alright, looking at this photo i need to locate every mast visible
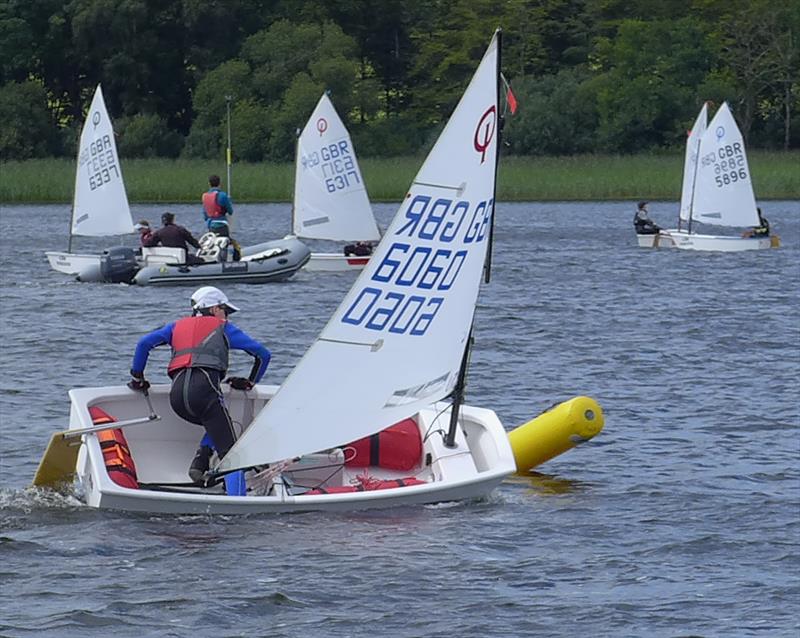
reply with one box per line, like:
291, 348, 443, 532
483, 29, 502, 285
445, 29, 502, 448
225, 95, 232, 197
685, 103, 709, 234
444, 327, 474, 447
687, 112, 705, 235
291, 126, 301, 235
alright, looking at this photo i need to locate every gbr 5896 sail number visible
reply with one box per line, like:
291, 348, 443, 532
342, 194, 492, 336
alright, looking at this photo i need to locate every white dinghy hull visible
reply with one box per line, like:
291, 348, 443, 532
69, 385, 516, 515
304, 252, 371, 271
668, 230, 775, 252
639, 229, 776, 252
45, 251, 104, 275
635, 232, 675, 248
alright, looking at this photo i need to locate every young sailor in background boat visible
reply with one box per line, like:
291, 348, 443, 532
145, 212, 204, 265
203, 174, 241, 260
134, 219, 153, 246
127, 286, 271, 494
343, 241, 374, 257
741, 207, 770, 238
633, 201, 660, 234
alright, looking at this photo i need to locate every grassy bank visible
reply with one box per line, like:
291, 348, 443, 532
1, 151, 797, 203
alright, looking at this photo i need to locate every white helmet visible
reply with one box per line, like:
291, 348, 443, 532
190, 286, 239, 314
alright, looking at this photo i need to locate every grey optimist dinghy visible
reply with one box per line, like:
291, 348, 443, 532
33, 30, 605, 514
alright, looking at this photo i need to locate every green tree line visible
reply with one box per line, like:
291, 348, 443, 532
1, 0, 797, 162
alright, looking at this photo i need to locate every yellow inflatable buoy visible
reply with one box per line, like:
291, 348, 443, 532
507, 396, 604, 474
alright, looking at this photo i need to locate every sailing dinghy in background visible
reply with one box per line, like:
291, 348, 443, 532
289, 92, 381, 271
639, 102, 779, 252
637, 103, 708, 249
45, 84, 135, 274
33, 30, 604, 514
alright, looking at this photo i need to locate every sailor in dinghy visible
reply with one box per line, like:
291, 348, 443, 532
127, 286, 270, 495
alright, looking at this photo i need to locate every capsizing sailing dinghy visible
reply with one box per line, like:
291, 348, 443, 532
638, 102, 780, 252
45, 84, 135, 274
33, 30, 605, 514
288, 92, 381, 271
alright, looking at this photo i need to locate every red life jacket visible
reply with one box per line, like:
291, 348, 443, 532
202, 190, 225, 218
168, 316, 229, 376
89, 406, 139, 489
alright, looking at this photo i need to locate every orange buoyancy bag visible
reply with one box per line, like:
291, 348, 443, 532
344, 418, 422, 471
89, 406, 139, 489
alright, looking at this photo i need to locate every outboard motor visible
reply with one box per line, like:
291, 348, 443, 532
98, 246, 139, 283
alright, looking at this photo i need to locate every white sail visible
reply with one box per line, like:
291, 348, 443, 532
220, 31, 501, 471
679, 103, 708, 223
690, 102, 759, 228
292, 93, 380, 242
71, 85, 133, 236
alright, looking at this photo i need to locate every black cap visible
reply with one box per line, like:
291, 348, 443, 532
162, 212, 175, 224
638, 201, 648, 209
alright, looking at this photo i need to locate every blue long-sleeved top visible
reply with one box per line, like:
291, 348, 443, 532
131, 320, 270, 382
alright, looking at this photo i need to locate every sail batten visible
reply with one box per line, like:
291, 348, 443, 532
219, 32, 502, 472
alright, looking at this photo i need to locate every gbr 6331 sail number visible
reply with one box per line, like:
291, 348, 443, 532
342, 194, 492, 336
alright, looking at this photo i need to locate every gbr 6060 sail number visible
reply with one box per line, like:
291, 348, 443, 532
341, 195, 492, 336
701, 143, 747, 188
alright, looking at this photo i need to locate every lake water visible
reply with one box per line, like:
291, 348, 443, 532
1, 200, 798, 638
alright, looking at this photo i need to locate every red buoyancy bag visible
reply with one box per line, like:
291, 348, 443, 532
306, 477, 426, 495
344, 418, 422, 471
89, 406, 139, 489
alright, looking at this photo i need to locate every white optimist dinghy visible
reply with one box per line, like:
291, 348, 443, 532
45, 84, 135, 274
33, 31, 605, 514
638, 102, 780, 252
289, 92, 381, 271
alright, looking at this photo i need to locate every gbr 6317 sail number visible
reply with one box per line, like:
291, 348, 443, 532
341, 195, 492, 336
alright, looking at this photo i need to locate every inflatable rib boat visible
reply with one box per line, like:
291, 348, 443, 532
77, 235, 311, 286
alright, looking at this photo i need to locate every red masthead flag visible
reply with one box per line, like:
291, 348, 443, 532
501, 73, 518, 115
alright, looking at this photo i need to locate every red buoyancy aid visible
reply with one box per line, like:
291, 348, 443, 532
89, 406, 139, 489
202, 190, 225, 218
344, 418, 422, 471
168, 316, 229, 376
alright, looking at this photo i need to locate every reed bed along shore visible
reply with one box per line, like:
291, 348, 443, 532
1, 151, 797, 204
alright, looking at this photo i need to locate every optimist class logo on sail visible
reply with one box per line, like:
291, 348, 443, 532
342, 110, 495, 337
